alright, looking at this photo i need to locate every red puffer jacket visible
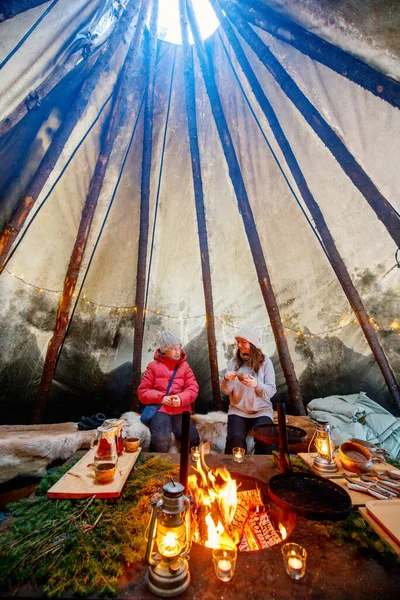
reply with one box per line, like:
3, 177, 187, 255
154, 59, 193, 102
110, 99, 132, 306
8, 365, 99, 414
137, 349, 199, 415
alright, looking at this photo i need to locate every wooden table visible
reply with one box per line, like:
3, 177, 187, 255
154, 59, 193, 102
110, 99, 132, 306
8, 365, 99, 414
119, 454, 400, 600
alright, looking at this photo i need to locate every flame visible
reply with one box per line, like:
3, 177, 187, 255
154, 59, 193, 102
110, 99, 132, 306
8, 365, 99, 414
279, 523, 287, 540
188, 447, 239, 550
158, 532, 179, 557
315, 437, 334, 458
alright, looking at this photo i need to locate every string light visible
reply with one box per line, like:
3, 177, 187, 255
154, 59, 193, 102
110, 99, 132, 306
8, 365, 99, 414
3, 267, 399, 337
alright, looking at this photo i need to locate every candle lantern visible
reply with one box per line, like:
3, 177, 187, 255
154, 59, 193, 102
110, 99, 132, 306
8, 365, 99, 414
311, 420, 338, 474
145, 481, 191, 597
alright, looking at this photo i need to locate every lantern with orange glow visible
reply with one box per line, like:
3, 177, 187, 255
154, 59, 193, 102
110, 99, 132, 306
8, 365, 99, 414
310, 420, 338, 474
145, 481, 191, 597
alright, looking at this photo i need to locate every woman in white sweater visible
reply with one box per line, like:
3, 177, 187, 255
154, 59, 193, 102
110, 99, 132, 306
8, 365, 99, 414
221, 324, 277, 454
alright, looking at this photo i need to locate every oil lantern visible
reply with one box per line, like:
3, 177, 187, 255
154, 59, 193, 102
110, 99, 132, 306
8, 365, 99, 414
311, 420, 338, 474
145, 480, 191, 597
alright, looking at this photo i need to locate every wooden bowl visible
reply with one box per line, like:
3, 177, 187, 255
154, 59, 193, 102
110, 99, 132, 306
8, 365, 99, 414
95, 462, 116, 484
124, 437, 140, 452
339, 441, 372, 473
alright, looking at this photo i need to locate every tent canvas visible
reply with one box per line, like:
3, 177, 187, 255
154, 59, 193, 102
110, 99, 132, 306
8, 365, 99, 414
0, 0, 399, 424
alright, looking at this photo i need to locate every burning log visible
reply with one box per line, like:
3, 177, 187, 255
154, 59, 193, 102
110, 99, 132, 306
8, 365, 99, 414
231, 489, 263, 535
189, 451, 290, 552
239, 508, 282, 552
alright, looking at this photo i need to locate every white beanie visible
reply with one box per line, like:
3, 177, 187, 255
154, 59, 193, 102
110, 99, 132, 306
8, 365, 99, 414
235, 324, 261, 350
159, 331, 182, 353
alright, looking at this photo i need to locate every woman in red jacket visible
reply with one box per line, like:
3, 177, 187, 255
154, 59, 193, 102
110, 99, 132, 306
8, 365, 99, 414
138, 331, 200, 452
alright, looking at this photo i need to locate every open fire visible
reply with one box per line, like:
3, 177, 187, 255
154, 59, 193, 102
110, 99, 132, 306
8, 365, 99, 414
188, 449, 293, 552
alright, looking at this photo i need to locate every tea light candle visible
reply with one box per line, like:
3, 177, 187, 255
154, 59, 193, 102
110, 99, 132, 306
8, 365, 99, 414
281, 543, 307, 580
191, 446, 200, 462
213, 547, 237, 582
288, 556, 303, 570
218, 559, 232, 573
232, 447, 245, 463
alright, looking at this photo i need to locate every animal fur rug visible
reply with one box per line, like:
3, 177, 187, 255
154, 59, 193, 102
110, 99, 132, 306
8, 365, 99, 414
121, 411, 233, 454
1, 413, 313, 483
121, 411, 314, 454
0, 423, 95, 483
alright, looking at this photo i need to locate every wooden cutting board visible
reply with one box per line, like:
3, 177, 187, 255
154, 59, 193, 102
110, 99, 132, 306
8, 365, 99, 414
299, 452, 390, 479
366, 499, 400, 545
359, 507, 400, 557
333, 478, 376, 506
299, 452, 342, 477
47, 447, 141, 499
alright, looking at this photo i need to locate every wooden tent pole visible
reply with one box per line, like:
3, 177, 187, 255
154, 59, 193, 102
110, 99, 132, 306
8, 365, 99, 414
32, 2, 150, 424
0, 0, 143, 274
186, 0, 304, 416
228, 0, 400, 111
179, 0, 222, 411
213, 1, 400, 411
221, 1, 400, 249
131, 0, 159, 411
0, 52, 97, 139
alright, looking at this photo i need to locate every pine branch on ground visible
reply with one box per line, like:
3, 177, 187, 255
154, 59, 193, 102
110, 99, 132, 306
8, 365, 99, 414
0, 454, 179, 597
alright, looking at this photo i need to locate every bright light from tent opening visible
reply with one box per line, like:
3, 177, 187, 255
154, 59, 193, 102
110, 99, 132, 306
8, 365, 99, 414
157, 0, 219, 45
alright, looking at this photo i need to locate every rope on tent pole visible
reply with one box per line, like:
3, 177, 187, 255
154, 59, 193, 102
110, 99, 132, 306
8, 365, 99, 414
180, 0, 222, 411
230, 0, 400, 111
186, 0, 305, 416
0, 0, 60, 71
2, 91, 114, 272
216, 28, 328, 260
221, 1, 400, 249
132, 0, 159, 411
214, 0, 400, 412
32, 0, 150, 424
0, 0, 141, 275
0, 47, 97, 139
144, 45, 177, 312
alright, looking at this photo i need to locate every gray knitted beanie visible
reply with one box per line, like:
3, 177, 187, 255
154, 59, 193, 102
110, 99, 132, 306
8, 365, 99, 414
159, 331, 182, 353
235, 324, 261, 350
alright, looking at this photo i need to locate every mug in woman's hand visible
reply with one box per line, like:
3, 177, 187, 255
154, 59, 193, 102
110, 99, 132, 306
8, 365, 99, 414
237, 372, 249, 382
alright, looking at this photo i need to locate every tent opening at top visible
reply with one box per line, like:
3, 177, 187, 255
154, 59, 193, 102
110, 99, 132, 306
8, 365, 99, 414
157, 0, 220, 44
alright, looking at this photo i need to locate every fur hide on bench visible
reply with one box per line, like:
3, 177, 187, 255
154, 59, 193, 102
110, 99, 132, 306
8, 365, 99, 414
0, 423, 96, 484
0, 413, 314, 483
121, 411, 314, 455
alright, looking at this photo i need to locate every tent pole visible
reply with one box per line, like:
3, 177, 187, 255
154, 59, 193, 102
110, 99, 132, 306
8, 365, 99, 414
228, 0, 400, 111
213, 1, 400, 411
221, 1, 400, 249
32, 2, 150, 424
131, 0, 159, 411
179, 0, 222, 411
0, 0, 144, 274
0, 51, 97, 139
187, 0, 304, 416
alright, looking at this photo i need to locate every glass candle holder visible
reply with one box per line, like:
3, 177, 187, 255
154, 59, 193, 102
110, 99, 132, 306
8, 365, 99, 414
212, 547, 237, 582
232, 447, 245, 463
281, 543, 307, 580
191, 446, 200, 462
